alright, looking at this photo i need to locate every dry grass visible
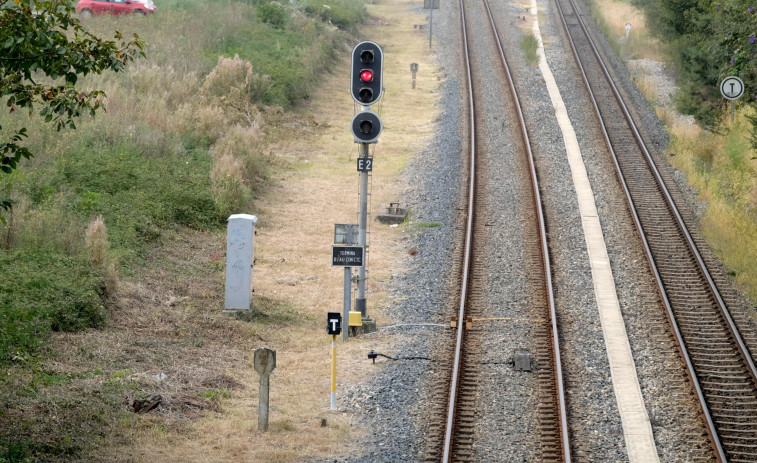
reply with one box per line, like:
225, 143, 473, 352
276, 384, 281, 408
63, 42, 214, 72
668, 120, 757, 302
592, 0, 664, 61
85, 215, 110, 268
37, 0, 442, 461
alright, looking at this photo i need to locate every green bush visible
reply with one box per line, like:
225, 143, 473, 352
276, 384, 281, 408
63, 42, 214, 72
0, 251, 105, 364
0, 0, 363, 367
53, 137, 220, 252
304, 0, 366, 30
257, 1, 288, 28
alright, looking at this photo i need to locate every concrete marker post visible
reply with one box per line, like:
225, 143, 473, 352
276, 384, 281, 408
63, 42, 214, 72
254, 348, 276, 431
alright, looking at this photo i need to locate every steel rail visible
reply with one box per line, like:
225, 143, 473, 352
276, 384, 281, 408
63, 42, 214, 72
441, 0, 477, 459
441, 0, 571, 459
481, 0, 571, 460
552, 1, 723, 458
553, 0, 757, 459
562, 0, 757, 390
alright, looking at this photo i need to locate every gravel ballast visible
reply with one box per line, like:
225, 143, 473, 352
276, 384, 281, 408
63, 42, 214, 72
313, 0, 753, 461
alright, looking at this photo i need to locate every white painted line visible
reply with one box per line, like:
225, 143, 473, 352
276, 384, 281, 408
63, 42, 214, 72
529, 2, 660, 461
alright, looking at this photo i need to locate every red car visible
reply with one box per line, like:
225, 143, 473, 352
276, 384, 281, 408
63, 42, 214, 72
76, 0, 157, 16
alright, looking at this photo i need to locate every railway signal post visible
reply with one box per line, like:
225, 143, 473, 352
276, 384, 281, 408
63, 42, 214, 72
350, 41, 383, 329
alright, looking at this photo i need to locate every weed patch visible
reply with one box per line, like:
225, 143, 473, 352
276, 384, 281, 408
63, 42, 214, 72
521, 33, 540, 66
0, 251, 105, 364
53, 141, 220, 253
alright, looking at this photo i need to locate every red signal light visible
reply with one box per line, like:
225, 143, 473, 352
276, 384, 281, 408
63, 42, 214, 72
360, 70, 374, 82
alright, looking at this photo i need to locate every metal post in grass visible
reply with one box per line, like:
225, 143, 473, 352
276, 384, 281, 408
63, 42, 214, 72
356, 141, 369, 318
254, 348, 276, 431
343, 267, 351, 341
429, 0, 433, 49
326, 313, 342, 410
333, 224, 358, 340
331, 334, 337, 409
720, 76, 744, 124
332, 245, 364, 333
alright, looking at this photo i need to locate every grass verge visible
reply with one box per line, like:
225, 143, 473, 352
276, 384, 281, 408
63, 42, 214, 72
0, 0, 442, 460
668, 120, 757, 302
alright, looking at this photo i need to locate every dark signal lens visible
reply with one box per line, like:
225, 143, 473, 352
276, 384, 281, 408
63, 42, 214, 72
359, 88, 373, 102
359, 120, 373, 134
360, 50, 374, 64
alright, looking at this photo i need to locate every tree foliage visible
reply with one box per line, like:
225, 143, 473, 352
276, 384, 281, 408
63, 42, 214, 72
0, 0, 144, 211
712, 2, 757, 100
638, 0, 757, 127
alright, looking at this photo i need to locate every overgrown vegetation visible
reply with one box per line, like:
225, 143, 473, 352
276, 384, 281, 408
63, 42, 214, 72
521, 33, 540, 66
667, 118, 757, 301
0, 0, 144, 209
628, 0, 757, 128
587, 0, 757, 304
586, 0, 663, 61
0, 0, 366, 458
1, 0, 361, 362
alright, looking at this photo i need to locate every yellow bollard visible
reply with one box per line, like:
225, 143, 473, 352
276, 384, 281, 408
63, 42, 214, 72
330, 335, 337, 410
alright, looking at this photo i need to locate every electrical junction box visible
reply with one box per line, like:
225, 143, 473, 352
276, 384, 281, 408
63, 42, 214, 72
514, 348, 534, 371
349, 311, 363, 327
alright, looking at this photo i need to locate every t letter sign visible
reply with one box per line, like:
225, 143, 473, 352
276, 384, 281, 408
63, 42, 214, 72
327, 312, 342, 335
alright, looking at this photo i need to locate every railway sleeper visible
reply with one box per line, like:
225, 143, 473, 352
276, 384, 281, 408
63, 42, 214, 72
715, 421, 757, 427
722, 435, 757, 442
697, 365, 747, 372
720, 427, 757, 433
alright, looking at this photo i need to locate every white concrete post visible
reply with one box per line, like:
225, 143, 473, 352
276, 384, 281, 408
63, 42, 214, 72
224, 214, 257, 311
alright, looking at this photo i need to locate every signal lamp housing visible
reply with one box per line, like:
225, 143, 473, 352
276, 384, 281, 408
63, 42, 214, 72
351, 41, 383, 106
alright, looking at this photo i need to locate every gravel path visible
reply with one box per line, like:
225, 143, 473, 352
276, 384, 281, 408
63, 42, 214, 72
312, 0, 753, 461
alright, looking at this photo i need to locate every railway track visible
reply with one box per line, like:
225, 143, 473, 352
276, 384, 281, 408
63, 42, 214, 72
423, 0, 570, 460
554, 0, 757, 460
